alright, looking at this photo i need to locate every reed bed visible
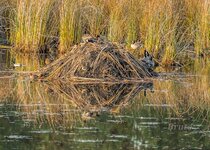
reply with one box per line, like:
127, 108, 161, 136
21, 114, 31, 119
9, 0, 59, 52
0, 0, 209, 65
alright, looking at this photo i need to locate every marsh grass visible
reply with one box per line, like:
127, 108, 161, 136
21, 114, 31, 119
0, 0, 209, 65
59, 0, 82, 53
9, 0, 59, 52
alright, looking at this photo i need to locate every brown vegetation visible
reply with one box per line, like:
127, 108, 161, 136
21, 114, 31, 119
36, 41, 157, 82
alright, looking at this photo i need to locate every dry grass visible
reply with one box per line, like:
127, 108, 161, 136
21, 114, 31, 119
59, 0, 82, 53
9, 0, 59, 52
0, 0, 209, 64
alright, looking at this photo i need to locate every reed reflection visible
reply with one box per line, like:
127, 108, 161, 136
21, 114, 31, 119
12, 79, 154, 127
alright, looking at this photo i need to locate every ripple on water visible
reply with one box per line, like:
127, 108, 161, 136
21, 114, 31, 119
107, 120, 125, 123
139, 122, 162, 125
72, 139, 103, 143
115, 115, 158, 121
71, 139, 120, 143
144, 104, 174, 107
4, 135, 32, 140
76, 127, 99, 130
29, 130, 56, 134
109, 134, 128, 139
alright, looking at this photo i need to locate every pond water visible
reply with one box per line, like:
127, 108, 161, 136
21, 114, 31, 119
0, 50, 210, 149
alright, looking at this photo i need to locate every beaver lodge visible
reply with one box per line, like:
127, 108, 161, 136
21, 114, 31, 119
35, 38, 157, 82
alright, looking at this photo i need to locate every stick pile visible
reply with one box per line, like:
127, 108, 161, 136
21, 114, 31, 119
37, 41, 155, 81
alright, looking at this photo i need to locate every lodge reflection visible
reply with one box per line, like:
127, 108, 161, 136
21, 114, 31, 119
12, 79, 154, 127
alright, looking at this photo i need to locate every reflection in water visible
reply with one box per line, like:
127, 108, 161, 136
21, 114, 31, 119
0, 50, 210, 149
1, 73, 210, 149
12, 79, 154, 127
0, 49, 55, 72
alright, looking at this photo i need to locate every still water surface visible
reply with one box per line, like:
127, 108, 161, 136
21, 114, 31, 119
0, 50, 210, 149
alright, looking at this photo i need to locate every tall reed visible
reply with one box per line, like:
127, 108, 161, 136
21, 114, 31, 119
9, 0, 58, 53
59, 0, 83, 53
0, 0, 208, 65
108, 0, 127, 42
82, 0, 109, 36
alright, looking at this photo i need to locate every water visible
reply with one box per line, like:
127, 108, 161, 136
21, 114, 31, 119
0, 50, 210, 149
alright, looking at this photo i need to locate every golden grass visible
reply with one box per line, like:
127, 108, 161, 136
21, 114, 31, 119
59, 0, 82, 53
0, 0, 208, 64
9, 0, 59, 52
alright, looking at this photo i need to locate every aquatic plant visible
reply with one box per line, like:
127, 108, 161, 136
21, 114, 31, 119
59, 0, 82, 53
9, 0, 59, 52
0, 0, 208, 65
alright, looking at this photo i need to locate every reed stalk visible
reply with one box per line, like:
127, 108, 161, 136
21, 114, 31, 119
0, 0, 208, 64
10, 0, 58, 53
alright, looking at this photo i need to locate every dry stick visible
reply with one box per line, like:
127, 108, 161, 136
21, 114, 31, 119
126, 52, 151, 77
46, 57, 73, 79
92, 47, 106, 71
123, 52, 143, 78
107, 50, 129, 76
102, 52, 127, 77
